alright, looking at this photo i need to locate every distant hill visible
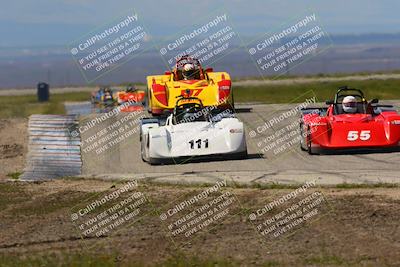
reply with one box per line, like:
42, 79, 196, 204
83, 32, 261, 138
1, 33, 400, 88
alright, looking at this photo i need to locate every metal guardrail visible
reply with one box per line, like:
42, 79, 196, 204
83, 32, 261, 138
20, 115, 82, 180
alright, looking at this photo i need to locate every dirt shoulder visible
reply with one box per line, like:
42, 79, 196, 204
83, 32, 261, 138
0, 118, 27, 179
0, 179, 399, 267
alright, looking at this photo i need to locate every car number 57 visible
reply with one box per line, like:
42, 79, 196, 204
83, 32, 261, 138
347, 130, 371, 141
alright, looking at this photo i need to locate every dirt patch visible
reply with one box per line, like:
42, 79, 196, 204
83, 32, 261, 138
0, 144, 24, 159
0, 180, 399, 266
0, 119, 27, 179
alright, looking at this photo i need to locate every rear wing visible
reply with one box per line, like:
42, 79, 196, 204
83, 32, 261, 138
301, 104, 396, 116
372, 104, 397, 113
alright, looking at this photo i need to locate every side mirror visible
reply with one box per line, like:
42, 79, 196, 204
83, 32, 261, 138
164, 71, 172, 75
370, 98, 379, 104
205, 67, 213, 73
325, 100, 334, 105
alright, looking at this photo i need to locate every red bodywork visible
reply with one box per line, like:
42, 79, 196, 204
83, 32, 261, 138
118, 90, 146, 112
301, 88, 400, 153
303, 108, 400, 150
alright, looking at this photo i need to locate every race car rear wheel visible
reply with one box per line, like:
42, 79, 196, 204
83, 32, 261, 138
230, 150, 248, 160
239, 150, 248, 159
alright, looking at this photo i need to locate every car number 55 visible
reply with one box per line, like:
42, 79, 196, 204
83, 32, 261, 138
347, 130, 371, 141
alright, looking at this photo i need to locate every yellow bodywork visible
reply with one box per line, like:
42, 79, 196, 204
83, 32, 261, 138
146, 71, 233, 114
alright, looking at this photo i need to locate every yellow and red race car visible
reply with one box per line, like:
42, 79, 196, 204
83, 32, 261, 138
146, 55, 233, 115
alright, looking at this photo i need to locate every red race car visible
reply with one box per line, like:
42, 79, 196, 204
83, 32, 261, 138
117, 86, 146, 112
300, 86, 400, 154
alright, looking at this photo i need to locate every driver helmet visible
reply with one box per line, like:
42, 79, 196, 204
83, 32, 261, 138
342, 95, 357, 113
182, 63, 195, 80
104, 87, 113, 99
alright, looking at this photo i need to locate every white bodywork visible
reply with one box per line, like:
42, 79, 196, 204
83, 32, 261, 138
140, 114, 247, 164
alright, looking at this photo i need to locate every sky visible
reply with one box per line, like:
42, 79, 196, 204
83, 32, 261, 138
1, 0, 400, 46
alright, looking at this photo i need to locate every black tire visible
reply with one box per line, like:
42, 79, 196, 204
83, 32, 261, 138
140, 138, 145, 162
231, 150, 248, 160
306, 125, 315, 155
148, 158, 162, 165
230, 88, 235, 111
299, 122, 307, 151
141, 134, 149, 162
147, 89, 152, 114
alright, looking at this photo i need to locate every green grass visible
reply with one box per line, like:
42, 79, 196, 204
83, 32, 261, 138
335, 183, 400, 189
0, 253, 119, 267
0, 253, 240, 267
6, 172, 22, 180
1, 77, 400, 119
234, 79, 400, 103
231, 69, 400, 81
0, 92, 89, 118
11, 190, 97, 216
0, 182, 98, 216
304, 255, 346, 266
103, 180, 400, 190
303, 253, 375, 266
261, 261, 282, 267
0, 182, 31, 210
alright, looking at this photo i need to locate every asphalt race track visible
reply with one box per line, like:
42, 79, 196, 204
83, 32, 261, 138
68, 100, 400, 185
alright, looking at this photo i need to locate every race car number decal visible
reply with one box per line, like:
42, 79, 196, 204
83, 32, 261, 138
181, 89, 203, 97
189, 139, 209, 149
347, 130, 371, 141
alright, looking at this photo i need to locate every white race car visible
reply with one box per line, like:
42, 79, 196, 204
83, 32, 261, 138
140, 96, 247, 164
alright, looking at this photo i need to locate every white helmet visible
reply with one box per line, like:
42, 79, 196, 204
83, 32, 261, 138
342, 95, 357, 113
182, 63, 195, 79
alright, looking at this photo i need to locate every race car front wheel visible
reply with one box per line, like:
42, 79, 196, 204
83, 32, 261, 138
306, 125, 316, 155
147, 89, 152, 114
299, 122, 307, 151
141, 134, 149, 162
